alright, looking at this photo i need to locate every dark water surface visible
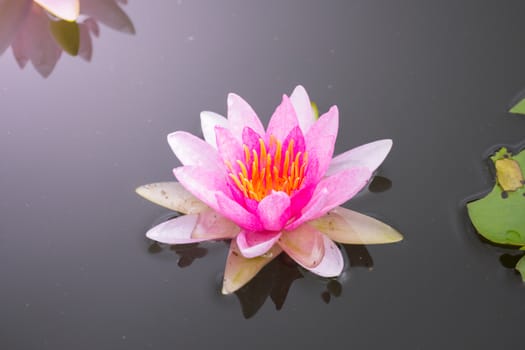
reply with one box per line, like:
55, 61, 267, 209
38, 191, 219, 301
1, 1, 525, 349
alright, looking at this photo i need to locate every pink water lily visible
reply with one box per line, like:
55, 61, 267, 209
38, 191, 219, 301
0, 0, 133, 77
137, 86, 403, 294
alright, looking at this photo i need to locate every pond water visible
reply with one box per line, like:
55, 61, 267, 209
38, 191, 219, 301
1, 1, 525, 349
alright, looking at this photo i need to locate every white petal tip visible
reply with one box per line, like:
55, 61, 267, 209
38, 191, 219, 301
221, 285, 233, 295
34, 0, 80, 21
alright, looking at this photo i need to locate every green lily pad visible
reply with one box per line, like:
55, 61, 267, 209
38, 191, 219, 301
510, 97, 525, 115
516, 255, 525, 281
467, 147, 525, 246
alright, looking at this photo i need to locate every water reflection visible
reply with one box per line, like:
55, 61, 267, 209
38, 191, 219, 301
147, 241, 209, 268
234, 255, 303, 318
368, 175, 392, 193
234, 245, 374, 319
499, 253, 524, 269
146, 239, 375, 318
0, 0, 134, 77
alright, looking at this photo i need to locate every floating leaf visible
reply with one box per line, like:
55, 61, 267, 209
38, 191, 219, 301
49, 20, 80, 56
467, 147, 525, 246
510, 98, 525, 115
516, 255, 525, 281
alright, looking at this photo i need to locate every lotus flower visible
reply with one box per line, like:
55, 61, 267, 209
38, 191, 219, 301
0, 0, 133, 77
137, 86, 403, 294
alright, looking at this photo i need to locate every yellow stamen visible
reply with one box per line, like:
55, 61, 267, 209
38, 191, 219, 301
227, 136, 308, 201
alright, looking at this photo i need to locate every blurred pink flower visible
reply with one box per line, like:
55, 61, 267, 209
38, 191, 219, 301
137, 86, 403, 294
0, 0, 133, 77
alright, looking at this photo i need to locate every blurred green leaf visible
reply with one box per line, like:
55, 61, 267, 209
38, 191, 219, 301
510, 98, 525, 115
49, 20, 80, 56
516, 255, 525, 281
467, 147, 525, 246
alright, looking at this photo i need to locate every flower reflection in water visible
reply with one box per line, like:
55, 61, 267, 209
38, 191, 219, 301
147, 238, 375, 318
0, 0, 134, 77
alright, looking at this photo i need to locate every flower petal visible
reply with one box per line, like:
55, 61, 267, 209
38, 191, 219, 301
287, 187, 329, 230
146, 210, 238, 244
310, 206, 403, 244
303, 234, 344, 277
317, 167, 372, 213
0, 0, 30, 55
222, 240, 282, 294
216, 192, 263, 231
256, 191, 291, 231
167, 131, 223, 171
80, 0, 135, 34
200, 111, 228, 148
227, 93, 265, 141
12, 4, 62, 78
135, 182, 208, 214
236, 230, 281, 258
326, 139, 393, 176
305, 106, 339, 181
241, 126, 263, 152
34, 0, 79, 21
290, 85, 315, 133
266, 95, 298, 141
288, 167, 371, 229
78, 20, 93, 61
146, 214, 199, 244
174, 166, 228, 210
215, 126, 244, 168
190, 210, 240, 240
278, 224, 324, 268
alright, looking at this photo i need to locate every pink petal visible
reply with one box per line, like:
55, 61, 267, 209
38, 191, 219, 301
173, 166, 228, 210
214, 126, 244, 169
287, 167, 371, 229
135, 182, 208, 214
216, 192, 263, 231
326, 139, 393, 176
286, 187, 328, 230
236, 230, 281, 258
222, 240, 282, 294
256, 191, 291, 231
200, 111, 228, 148
80, 0, 135, 34
305, 106, 339, 181
290, 85, 315, 133
316, 167, 372, 213
241, 126, 264, 152
303, 234, 344, 277
227, 93, 265, 141
282, 125, 306, 155
190, 210, 240, 240
12, 4, 62, 77
77, 21, 93, 61
278, 224, 325, 268
34, 0, 79, 21
167, 131, 223, 171
310, 206, 403, 244
289, 183, 315, 218
266, 95, 299, 141
146, 210, 239, 244
0, 0, 31, 55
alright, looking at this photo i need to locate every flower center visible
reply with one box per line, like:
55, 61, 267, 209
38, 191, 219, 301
226, 136, 308, 202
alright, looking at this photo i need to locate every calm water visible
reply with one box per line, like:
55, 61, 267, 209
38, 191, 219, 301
1, 1, 525, 349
